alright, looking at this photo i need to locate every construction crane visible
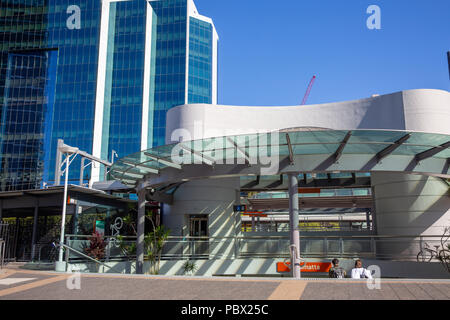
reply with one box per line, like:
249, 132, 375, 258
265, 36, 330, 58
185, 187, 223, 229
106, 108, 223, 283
301, 75, 316, 105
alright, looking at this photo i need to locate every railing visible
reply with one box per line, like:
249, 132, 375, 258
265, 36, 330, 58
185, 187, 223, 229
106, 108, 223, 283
0, 239, 5, 269
62, 234, 445, 264
58, 242, 111, 270
251, 188, 372, 199
241, 224, 370, 233
0, 223, 15, 263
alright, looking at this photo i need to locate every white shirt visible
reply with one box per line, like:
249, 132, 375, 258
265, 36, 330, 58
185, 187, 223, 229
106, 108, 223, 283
351, 267, 373, 279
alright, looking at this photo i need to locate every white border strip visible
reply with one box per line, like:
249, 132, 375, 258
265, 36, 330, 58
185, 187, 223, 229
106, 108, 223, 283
141, 2, 155, 150
91, 0, 112, 184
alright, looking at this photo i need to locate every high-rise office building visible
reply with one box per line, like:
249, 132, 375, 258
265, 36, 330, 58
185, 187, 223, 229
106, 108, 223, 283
0, 0, 218, 191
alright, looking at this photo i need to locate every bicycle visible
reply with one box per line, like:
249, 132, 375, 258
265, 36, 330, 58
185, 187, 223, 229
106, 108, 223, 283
436, 227, 450, 269
416, 243, 440, 262
417, 226, 450, 262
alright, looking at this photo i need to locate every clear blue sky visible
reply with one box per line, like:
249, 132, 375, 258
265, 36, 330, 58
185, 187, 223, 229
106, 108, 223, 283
195, 0, 450, 106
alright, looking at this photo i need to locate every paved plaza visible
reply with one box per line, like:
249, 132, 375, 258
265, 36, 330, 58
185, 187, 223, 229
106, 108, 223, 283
1, 265, 449, 301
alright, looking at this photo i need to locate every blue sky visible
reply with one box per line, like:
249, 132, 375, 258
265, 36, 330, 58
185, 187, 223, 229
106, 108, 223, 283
195, 0, 450, 106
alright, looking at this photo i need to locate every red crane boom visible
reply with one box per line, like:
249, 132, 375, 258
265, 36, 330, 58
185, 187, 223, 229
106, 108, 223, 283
301, 75, 316, 105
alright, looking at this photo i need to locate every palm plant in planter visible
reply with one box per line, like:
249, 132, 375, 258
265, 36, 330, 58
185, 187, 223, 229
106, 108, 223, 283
146, 224, 170, 274
116, 211, 170, 275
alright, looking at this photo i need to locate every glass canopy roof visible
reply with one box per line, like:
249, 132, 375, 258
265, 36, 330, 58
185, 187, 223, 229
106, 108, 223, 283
109, 129, 450, 187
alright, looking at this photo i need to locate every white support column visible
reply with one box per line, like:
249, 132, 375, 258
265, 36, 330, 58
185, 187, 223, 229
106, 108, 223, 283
91, 0, 112, 184
55, 154, 70, 272
141, 2, 155, 150
211, 26, 218, 104
288, 173, 301, 279
184, 0, 191, 104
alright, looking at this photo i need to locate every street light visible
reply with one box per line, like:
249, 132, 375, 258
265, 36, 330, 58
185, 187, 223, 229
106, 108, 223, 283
54, 140, 112, 272
55, 143, 79, 272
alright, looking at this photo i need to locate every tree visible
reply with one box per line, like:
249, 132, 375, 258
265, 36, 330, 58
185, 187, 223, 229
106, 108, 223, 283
117, 210, 170, 274
145, 211, 170, 274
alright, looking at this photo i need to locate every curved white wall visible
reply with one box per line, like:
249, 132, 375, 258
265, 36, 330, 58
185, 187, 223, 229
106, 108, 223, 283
372, 172, 450, 259
163, 178, 240, 235
165, 89, 450, 143
164, 89, 450, 244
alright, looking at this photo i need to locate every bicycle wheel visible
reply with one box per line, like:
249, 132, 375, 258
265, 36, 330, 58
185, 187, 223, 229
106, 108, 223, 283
417, 249, 433, 262
438, 249, 450, 263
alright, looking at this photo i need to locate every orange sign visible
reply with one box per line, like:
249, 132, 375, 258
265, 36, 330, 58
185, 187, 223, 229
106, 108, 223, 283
298, 188, 321, 194
241, 212, 267, 217
276, 261, 332, 273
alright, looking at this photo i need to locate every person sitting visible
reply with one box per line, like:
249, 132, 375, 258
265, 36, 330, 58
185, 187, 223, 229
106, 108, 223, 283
328, 258, 347, 278
351, 259, 372, 279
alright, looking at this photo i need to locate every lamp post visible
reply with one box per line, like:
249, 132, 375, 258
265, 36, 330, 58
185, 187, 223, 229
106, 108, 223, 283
53, 140, 112, 272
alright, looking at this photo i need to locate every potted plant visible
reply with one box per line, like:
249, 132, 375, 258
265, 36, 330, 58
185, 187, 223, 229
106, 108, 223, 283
82, 231, 107, 272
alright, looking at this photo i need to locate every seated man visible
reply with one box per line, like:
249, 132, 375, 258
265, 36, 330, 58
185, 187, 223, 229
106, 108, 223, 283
328, 258, 347, 278
351, 259, 373, 279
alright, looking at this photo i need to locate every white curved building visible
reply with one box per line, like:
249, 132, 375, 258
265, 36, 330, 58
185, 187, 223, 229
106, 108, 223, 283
166, 89, 450, 140
110, 88, 450, 277
163, 88, 450, 236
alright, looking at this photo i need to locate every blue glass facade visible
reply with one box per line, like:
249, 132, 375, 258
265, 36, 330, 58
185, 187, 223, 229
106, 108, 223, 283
0, 50, 57, 191
105, 0, 147, 161
188, 17, 213, 104
0, 0, 218, 190
49, 1, 102, 185
0, 0, 102, 189
149, 0, 188, 147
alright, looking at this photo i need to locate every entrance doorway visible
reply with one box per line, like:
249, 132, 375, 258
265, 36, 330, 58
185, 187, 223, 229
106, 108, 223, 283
189, 215, 208, 258
190, 216, 208, 237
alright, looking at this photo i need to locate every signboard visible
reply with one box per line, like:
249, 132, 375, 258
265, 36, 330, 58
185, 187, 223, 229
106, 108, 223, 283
298, 188, 321, 194
233, 205, 247, 212
276, 261, 332, 273
241, 212, 267, 217
94, 220, 105, 236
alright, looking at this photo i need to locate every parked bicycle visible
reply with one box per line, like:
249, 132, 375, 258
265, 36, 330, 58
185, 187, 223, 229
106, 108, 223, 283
417, 227, 450, 269
417, 243, 442, 262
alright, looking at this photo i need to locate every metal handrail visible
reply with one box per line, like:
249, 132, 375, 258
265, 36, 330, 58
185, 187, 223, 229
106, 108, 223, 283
65, 234, 446, 240
62, 234, 446, 263
0, 239, 5, 269
59, 243, 111, 270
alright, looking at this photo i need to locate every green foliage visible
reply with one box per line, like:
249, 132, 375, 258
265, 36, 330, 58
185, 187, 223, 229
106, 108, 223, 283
182, 260, 198, 275
83, 232, 107, 260
145, 225, 170, 274
116, 235, 136, 259
115, 209, 170, 275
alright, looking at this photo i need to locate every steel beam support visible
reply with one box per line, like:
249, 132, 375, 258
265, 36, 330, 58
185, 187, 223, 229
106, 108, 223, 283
333, 131, 352, 163
136, 187, 147, 274
415, 141, 450, 162
227, 137, 251, 165
143, 152, 182, 170
180, 145, 216, 166
375, 134, 411, 163
79, 157, 85, 186
286, 133, 294, 165
120, 161, 159, 175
